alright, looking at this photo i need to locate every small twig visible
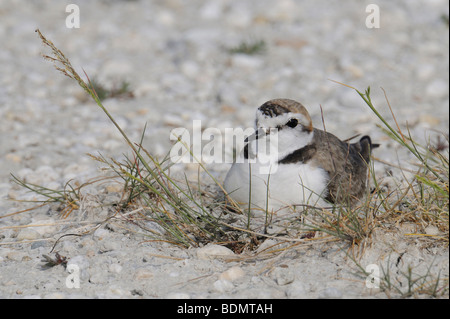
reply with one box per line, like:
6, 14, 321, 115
319, 104, 337, 173
381, 87, 406, 143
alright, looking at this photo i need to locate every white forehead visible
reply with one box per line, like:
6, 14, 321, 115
255, 110, 310, 129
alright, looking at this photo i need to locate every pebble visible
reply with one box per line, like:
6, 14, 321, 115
231, 54, 264, 70
109, 263, 123, 274
419, 114, 441, 126
31, 218, 57, 236
425, 80, 448, 99
200, 1, 223, 20
6, 251, 27, 262
196, 244, 235, 260
163, 113, 185, 127
256, 239, 280, 253
99, 240, 122, 252
286, 280, 308, 298
424, 225, 441, 236
225, 4, 253, 28
415, 64, 435, 81
181, 61, 200, 79
219, 266, 245, 282
213, 279, 234, 293
16, 228, 41, 241
144, 222, 166, 236
93, 228, 110, 240
5, 153, 21, 163
88, 272, 108, 285
134, 268, 154, 280
272, 266, 295, 286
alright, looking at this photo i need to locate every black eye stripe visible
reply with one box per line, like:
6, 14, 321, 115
286, 118, 298, 128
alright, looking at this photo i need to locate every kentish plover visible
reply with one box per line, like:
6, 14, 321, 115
223, 98, 377, 214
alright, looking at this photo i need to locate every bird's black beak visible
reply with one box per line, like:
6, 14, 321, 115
244, 127, 268, 143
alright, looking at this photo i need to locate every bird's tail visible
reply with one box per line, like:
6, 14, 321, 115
358, 135, 380, 163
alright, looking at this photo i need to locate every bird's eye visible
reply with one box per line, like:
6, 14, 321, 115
286, 118, 298, 128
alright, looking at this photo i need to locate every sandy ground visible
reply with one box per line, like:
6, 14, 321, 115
0, 0, 448, 299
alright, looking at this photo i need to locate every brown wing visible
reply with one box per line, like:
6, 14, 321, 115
310, 129, 374, 204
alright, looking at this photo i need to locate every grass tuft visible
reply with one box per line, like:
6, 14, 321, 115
228, 39, 267, 55
89, 78, 134, 101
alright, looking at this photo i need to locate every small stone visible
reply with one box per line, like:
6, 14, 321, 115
106, 183, 123, 193
256, 239, 279, 253
109, 263, 122, 274
272, 266, 294, 286
213, 279, 234, 293
419, 114, 441, 126
88, 272, 108, 284
16, 228, 40, 241
286, 280, 307, 298
156, 10, 175, 27
415, 64, 435, 81
220, 105, 237, 114
144, 222, 166, 236
426, 80, 448, 99
226, 4, 252, 28
424, 225, 440, 236
346, 64, 364, 78
101, 60, 133, 78
3, 280, 16, 287
231, 54, 263, 70
99, 240, 121, 252
31, 218, 57, 236
134, 268, 154, 280
219, 266, 245, 282
5, 153, 21, 163
133, 82, 158, 98
196, 244, 235, 260
181, 61, 200, 79
106, 286, 132, 298
6, 251, 26, 262
200, 1, 223, 20
163, 114, 184, 127
93, 228, 110, 240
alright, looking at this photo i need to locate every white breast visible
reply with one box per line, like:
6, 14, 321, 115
223, 158, 329, 216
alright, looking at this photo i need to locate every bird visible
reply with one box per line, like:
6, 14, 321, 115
223, 98, 378, 215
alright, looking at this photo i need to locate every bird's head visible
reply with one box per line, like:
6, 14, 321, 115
253, 99, 314, 152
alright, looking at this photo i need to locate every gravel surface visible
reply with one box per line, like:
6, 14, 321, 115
0, 0, 448, 299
